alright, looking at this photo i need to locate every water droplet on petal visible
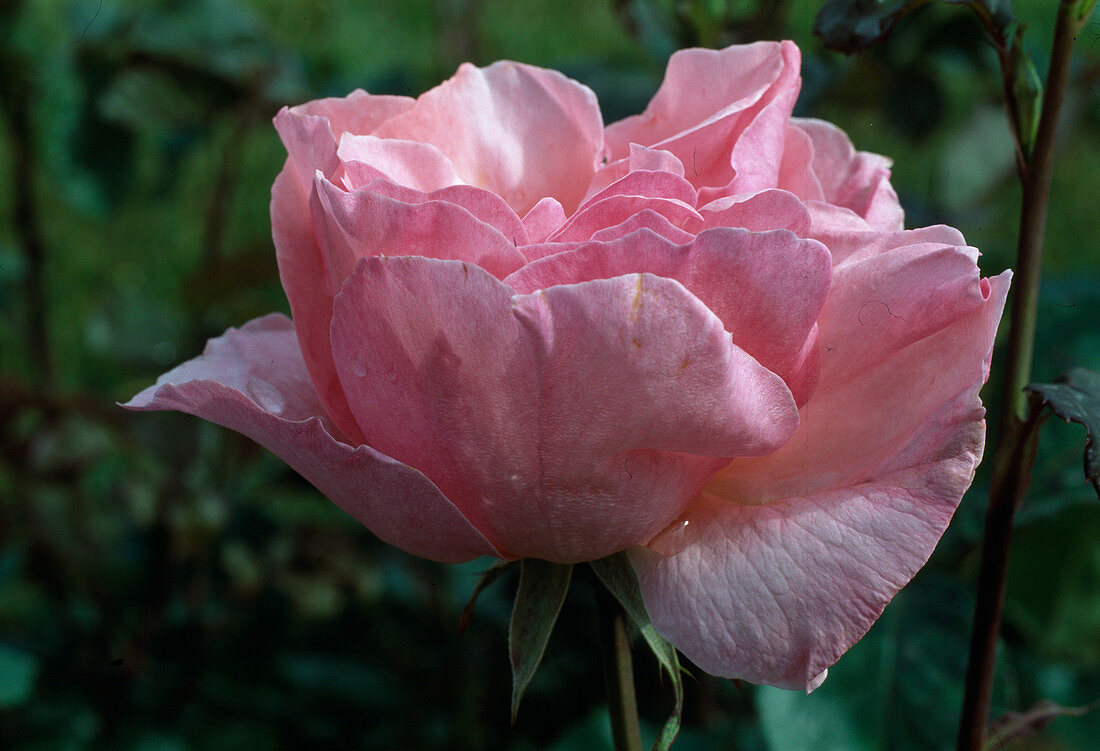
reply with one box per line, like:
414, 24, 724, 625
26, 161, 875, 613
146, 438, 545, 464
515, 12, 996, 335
248, 377, 285, 415
349, 351, 369, 377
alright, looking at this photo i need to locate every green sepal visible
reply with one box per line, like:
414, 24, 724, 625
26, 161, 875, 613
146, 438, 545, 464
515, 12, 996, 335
1026, 367, 1100, 498
590, 552, 685, 751
508, 558, 573, 723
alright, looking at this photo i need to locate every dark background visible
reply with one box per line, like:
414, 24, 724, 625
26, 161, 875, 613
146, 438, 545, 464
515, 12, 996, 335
2, 0, 1099, 748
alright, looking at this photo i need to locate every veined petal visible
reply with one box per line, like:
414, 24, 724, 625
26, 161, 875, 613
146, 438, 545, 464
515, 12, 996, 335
328, 257, 798, 562
630, 271, 1009, 689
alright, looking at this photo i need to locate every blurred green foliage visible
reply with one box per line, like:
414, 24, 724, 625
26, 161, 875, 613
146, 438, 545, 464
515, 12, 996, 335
1, 0, 1099, 748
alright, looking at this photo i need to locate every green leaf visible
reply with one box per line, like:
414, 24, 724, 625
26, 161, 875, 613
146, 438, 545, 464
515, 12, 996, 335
509, 558, 573, 722
590, 553, 684, 751
1027, 367, 1100, 497
814, 0, 1014, 54
0, 643, 39, 708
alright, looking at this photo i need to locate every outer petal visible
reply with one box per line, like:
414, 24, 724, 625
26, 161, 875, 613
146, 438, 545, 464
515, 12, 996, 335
272, 164, 365, 444
506, 227, 831, 405
372, 61, 604, 215
329, 257, 799, 562
337, 133, 462, 193
123, 314, 499, 563
631, 256, 1009, 689
273, 91, 415, 187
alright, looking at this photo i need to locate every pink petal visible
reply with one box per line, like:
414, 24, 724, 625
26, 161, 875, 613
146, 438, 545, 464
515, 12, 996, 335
522, 197, 568, 243
338, 176, 530, 246
696, 189, 812, 237
548, 195, 702, 243
605, 42, 800, 194
631, 259, 1009, 689
372, 62, 604, 215
271, 164, 365, 444
337, 133, 462, 193
787, 118, 905, 232
273, 91, 414, 188
328, 257, 799, 562
505, 227, 831, 405
589, 210, 697, 245
123, 314, 499, 563
309, 175, 527, 289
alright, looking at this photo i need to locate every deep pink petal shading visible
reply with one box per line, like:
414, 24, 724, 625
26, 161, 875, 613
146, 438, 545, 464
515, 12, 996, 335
123, 314, 499, 563
328, 257, 799, 562
372, 62, 604, 215
631, 259, 1009, 689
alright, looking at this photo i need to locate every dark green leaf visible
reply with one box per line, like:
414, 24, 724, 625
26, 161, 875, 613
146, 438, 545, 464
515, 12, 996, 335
590, 553, 684, 751
814, 0, 1014, 54
509, 558, 573, 722
1027, 368, 1100, 497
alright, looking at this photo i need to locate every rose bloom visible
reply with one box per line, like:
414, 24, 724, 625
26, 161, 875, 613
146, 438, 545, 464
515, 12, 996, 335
127, 41, 1009, 691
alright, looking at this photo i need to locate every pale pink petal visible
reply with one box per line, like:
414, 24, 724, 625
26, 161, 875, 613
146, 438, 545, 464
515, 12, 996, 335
522, 197, 568, 243
582, 169, 699, 209
273, 91, 414, 188
629, 143, 686, 176
589, 210, 697, 245
696, 189, 812, 236
606, 42, 800, 194
789, 118, 905, 231
123, 314, 499, 563
505, 227, 831, 405
372, 62, 604, 215
548, 196, 702, 243
337, 133, 462, 193
631, 271, 1009, 689
339, 176, 530, 246
310, 175, 527, 288
328, 257, 799, 562
271, 164, 364, 444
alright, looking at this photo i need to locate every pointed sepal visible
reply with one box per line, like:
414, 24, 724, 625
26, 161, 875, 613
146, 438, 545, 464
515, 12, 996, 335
508, 558, 573, 722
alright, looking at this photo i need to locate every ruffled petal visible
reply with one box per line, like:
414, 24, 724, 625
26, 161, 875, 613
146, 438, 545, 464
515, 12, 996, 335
328, 257, 799, 562
273, 91, 414, 188
123, 314, 499, 563
506, 227, 831, 405
604, 42, 800, 195
310, 175, 527, 289
630, 264, 1009, 689
786, 118, 904, 232
372, 62, 604, 214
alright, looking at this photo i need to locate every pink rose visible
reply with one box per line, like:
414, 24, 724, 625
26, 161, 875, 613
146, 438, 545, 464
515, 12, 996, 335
126, 41, 1009, 690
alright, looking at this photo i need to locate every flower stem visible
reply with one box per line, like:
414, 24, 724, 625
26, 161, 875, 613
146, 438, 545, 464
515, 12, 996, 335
957, 2, 1086, 749
595, 582, 643, 751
